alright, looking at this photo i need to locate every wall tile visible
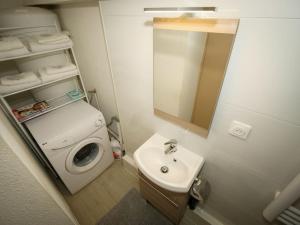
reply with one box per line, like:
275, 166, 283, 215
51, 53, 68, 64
210, 103, 300, 187
222, 18, 300, 125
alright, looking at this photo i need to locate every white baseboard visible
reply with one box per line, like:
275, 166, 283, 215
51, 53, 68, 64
194, 207, 225, 225
123, 155, 137, 168
122, 155, 138, 176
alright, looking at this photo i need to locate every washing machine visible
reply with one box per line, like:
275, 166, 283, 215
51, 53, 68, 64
25, 100, 114, 194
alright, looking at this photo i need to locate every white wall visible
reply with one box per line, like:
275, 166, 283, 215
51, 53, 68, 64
55, 2, 119, 125
154, 29, 187, 117
0, 110, 79, 225
178, 32, 206, 121
100, 0, 300, 224
154, 29, 205, 121
0, 136, 74, 225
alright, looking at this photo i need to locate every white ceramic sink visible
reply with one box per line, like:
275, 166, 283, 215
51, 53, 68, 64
133, 133, 205, 193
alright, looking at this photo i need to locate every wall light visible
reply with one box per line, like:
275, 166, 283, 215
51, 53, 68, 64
144, 7, 217, 13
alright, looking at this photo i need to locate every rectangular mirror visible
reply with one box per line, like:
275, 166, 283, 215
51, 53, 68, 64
153, 18, 239, 137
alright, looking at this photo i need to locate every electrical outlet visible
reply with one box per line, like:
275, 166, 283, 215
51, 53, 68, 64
228, 121, 252, 140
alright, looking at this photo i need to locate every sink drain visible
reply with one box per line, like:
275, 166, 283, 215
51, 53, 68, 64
160, 166, 169, 173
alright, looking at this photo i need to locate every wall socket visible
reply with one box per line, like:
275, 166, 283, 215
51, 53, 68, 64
228, 121, 252, 140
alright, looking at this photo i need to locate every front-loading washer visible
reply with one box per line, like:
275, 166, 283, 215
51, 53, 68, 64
25, 100, 114, 194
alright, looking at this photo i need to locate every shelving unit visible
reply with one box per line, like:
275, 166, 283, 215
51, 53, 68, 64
0, 24, 89, 177
18, 93, 85, 123
0, 45, 88, 124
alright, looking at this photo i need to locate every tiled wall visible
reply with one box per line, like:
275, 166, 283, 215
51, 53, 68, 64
100, 1, 300, 224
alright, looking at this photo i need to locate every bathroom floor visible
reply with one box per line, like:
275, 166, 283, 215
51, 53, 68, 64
63, 161, 210, 225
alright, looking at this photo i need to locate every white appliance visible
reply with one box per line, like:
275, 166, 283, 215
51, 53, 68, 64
25, 100, 114, 194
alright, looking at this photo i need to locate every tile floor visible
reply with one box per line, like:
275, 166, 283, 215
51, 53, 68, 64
63, 161, 210, 225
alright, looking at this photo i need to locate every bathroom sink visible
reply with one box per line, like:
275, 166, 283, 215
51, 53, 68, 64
133, 133, 205, 193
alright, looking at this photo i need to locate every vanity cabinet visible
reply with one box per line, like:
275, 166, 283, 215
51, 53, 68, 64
138, 170, 189, 225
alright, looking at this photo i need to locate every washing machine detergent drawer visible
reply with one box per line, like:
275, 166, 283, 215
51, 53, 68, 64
41, 126, 100, 151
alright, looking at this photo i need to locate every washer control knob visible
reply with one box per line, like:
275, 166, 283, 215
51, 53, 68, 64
95, 118, 103, 127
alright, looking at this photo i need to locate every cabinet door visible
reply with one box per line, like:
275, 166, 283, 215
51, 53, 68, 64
139, 171, 189, 224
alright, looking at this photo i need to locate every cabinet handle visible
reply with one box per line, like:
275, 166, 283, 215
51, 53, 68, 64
139, 175, 179, 208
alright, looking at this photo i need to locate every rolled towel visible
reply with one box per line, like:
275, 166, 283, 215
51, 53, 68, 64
34, 33, 70, 44
0, 46, 29, 59
38, 67, 78, 83
45, 63, 77, 75
26, 36, 72, 52
0, 37, 25, 52
0, 72, 39, 86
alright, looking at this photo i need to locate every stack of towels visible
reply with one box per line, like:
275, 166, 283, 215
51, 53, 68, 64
38, 63, 78, 82
0, 63, 77, 95
0, 72, 41, 94
0, 37, 29, 59
27, 32, 73, 52
0, 32, 72, 59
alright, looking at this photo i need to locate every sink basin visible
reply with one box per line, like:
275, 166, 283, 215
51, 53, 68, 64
133, 133, 205, 193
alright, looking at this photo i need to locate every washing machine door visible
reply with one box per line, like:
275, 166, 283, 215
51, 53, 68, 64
66, 137, 104, 174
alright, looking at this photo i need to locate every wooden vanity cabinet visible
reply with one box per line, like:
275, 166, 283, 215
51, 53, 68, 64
138, 170, 189, 225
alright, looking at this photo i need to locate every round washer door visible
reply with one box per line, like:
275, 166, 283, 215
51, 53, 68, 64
66, 137, 105, 174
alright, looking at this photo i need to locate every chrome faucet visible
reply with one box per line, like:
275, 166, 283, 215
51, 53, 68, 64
164, 139, 177, 154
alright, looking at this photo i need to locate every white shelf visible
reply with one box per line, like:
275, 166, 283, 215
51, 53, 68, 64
19, 93, 85, 123
0, 25, 54, 31
0, 46, 71, 62
1, 74, 79, 98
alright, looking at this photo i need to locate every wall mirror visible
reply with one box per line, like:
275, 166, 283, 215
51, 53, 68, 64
153, 18, 239, 137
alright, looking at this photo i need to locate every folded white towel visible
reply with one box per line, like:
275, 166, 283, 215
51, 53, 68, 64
0, 79, 41, 95
38, 68, 78, 83
45, 63, 77, 75
0, 69, 19, 77
0, 37, 25, 52
0, 46, 29, 59
0, 72, 39, 86
26, 37, 72, 52
34, 33, 70, 44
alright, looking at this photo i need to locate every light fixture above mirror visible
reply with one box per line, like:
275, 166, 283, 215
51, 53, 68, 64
144, 7, 217, 13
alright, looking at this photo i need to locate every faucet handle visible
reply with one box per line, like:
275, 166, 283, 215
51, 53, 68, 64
164, 139, 178, 145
